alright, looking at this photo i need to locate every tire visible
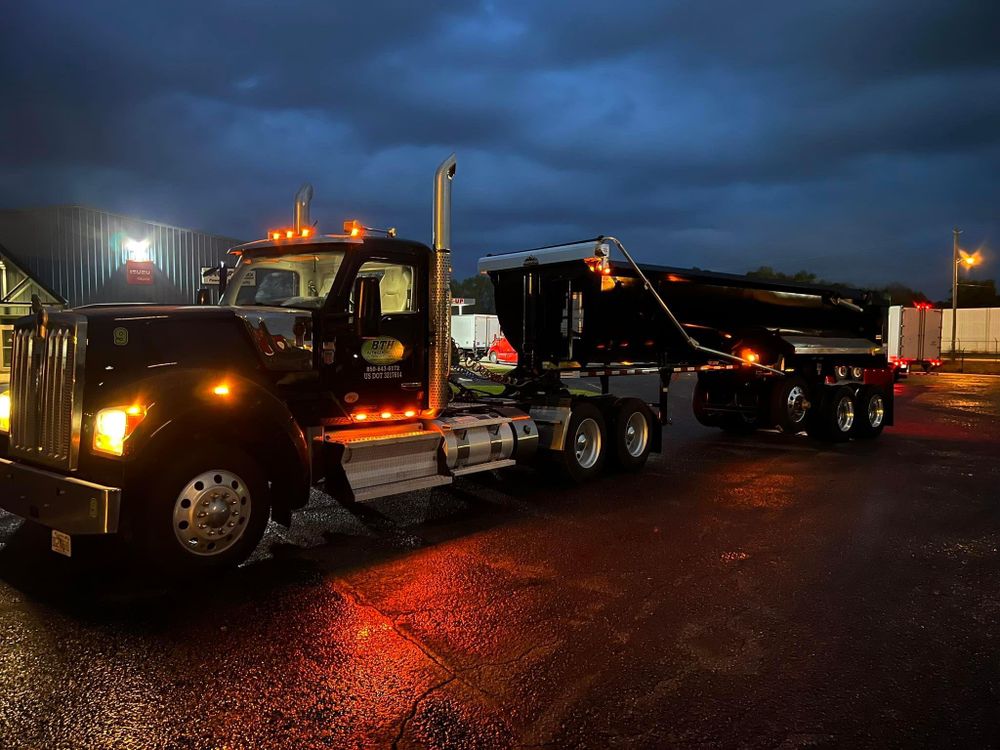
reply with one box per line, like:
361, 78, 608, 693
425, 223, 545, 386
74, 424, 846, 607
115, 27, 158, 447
488, 351, 498, 364
557, 402, 607, 482
609, 398, 654, 472
852, 385, 887, 439
769, 376, 810, 433
806, 385, 856, 443
132, 445, 270, 572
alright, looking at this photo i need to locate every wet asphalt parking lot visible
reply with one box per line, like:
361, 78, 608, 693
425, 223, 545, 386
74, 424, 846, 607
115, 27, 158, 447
0, 373, 999, 749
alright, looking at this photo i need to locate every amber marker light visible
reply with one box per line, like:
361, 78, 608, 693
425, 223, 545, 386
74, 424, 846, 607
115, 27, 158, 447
212, 383, 231, 397
353, 412, 368, 421
404, 409, 416, 418
380, 411, 393, 420
0, 391, 10, 433
301, 227, 312, 237
271, 231, 282, 240
741, 349, 759, 364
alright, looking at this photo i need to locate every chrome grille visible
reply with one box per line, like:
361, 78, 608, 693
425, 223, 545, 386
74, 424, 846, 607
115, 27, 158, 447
9, 314, 86, 470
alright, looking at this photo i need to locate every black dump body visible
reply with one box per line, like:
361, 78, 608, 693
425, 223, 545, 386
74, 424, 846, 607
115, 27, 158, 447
488, 255, 889, 369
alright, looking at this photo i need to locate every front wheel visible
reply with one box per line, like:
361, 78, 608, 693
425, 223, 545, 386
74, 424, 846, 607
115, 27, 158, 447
133, 446, 271, 572
556, 402, 607, 482
488, 351, 498, 364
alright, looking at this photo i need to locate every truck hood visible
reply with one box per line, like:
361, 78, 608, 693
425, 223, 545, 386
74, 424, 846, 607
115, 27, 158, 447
69, 304, 314, 378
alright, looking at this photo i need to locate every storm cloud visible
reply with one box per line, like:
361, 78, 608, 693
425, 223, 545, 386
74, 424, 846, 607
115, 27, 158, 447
1, 0, 997, 295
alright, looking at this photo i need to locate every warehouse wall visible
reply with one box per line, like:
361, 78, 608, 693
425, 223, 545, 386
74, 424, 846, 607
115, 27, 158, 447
941, 308, 1000, 355
0, 206, 242, 307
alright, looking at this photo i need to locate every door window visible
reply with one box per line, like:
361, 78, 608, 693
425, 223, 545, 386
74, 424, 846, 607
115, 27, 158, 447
356, 261, 416, 314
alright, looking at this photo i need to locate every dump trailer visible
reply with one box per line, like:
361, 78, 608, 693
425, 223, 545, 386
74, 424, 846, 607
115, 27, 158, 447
480, 237, 894, 441
0, 156, 893, 570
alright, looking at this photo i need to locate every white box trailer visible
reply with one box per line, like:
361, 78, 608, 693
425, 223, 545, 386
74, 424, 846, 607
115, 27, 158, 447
887, 305, 942, 377
451, 314, 501, 357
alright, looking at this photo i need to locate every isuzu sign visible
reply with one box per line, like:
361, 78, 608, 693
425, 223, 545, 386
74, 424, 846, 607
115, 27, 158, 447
126, 260, 154, 285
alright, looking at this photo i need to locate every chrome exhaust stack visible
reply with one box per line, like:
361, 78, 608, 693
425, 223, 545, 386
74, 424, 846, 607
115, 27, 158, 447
294, 183, 313, 233
427, 154, 457, 416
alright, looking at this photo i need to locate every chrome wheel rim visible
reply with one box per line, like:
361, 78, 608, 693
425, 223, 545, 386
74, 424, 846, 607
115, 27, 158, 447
868, 394, 885, 428
624, 411, 648, 458
172, 469, 251, 556
835, 396, 855, 432
786, 386, 807, 425
574, 418, 602, 469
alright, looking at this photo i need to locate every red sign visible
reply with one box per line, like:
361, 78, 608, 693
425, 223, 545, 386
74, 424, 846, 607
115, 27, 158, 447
126, 260, 154, 285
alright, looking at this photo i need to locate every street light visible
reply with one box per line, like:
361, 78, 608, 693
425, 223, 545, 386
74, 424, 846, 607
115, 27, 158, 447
950, 228, 983, 358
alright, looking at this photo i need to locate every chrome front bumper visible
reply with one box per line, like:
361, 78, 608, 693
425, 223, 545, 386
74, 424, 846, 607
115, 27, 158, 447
0, 457, 121, 534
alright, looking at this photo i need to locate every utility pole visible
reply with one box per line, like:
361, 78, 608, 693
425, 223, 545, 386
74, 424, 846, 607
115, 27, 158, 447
951, 227, 961, 358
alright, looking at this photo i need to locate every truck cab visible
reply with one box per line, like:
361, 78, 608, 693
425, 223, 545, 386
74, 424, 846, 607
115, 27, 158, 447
221, 231, 433, 425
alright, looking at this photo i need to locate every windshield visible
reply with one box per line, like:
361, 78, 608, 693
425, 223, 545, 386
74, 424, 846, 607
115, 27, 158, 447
220, 250, 346, 309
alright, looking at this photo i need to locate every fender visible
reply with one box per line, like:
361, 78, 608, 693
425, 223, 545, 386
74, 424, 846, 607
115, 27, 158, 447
95, 369, 312, 525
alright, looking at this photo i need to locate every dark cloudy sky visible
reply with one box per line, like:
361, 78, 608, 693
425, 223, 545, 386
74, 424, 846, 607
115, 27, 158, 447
2, 1, 997, 296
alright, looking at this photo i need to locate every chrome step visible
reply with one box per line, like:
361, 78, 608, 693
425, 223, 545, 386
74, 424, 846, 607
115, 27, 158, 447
321, 426, 451, 503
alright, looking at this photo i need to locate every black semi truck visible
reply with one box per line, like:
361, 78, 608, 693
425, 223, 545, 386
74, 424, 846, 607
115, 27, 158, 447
0, 156, 893, 568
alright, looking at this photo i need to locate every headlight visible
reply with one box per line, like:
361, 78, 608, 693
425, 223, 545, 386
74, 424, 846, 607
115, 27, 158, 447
93, 405, 147, 456
0, 392, 9, 433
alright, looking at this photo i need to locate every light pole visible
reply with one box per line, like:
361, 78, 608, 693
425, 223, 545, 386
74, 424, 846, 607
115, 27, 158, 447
951, 227, 961, 358
951, 228, 984, 358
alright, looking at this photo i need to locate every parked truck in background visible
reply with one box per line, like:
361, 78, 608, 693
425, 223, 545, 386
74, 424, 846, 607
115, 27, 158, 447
887, 304, 943, 379
0, 155, 895, 570
450, 313, 501, 359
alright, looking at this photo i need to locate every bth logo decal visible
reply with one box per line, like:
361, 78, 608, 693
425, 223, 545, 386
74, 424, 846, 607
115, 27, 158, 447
361, 337, 406, 365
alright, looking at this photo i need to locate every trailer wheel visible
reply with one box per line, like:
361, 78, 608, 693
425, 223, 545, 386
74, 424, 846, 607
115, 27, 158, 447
135, 445, 270, 572
806, 385, 856, 442
557, 402, 607, 482
769, 376, 810, 433
852, 386, 887, 439
609, 398, 653, 472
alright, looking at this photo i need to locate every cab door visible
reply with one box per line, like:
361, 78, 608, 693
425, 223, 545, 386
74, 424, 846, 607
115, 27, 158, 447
319, 247, 428, 419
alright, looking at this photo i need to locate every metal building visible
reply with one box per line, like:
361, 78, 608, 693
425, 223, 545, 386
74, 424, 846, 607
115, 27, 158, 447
0, 205, 243, 378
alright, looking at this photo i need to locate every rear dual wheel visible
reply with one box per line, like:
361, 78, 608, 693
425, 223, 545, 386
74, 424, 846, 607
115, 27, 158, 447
852, 386, 887, 439
557, 403, 607, 482
556, 399, 655, 481
806, 385, 855, 442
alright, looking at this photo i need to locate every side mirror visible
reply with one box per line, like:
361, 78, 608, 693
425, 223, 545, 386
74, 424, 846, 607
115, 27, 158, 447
196, 287, 212, 305
354, 276, 382, 337
218, 263, 230, 295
